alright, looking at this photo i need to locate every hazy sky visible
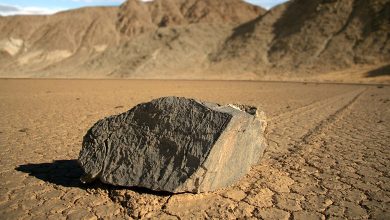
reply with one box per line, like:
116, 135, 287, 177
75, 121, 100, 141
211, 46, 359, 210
0, 0, 288, 16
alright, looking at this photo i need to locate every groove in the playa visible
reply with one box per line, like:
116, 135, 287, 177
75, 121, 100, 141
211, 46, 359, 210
292, 88, 366, 152
269, 88, 366, 122
266, 88, 366, 158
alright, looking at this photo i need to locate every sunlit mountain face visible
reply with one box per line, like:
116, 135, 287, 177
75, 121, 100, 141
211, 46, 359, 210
0, 0, 289, 16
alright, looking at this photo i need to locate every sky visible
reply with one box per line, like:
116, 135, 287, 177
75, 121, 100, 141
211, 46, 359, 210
0, 0, 288, 16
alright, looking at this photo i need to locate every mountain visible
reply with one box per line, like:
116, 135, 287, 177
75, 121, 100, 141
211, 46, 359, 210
117, 0, 263, 35
0, 7, 119, 77
0, 0, 388, 81
213, 0, 390, 76
0, 0, 265, 78
96, 0, 265, 78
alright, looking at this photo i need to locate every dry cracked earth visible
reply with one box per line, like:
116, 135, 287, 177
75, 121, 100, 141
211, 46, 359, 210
0, 79, 389, 219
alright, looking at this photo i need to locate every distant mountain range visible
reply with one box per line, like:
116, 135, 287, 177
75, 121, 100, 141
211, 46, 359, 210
0, 0, 389, 81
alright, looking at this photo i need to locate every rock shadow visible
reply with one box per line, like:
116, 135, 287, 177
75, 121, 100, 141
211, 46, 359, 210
366, 64, 390, 77
16, 160, 84, 188
15, 160, 173, 196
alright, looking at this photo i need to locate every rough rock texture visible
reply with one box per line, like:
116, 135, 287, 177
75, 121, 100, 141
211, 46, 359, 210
78, 97, 267, 193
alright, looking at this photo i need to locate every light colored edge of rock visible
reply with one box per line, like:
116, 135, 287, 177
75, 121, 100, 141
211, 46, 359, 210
176, 104, 267, 193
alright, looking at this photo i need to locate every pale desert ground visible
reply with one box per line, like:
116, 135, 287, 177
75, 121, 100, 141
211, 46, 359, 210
0, 79, 389, 219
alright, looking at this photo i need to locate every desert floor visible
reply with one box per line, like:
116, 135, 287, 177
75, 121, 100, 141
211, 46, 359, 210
0, 79, 389, 219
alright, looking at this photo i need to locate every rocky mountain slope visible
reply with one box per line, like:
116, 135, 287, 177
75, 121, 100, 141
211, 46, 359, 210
0, 0, 388, 80
117, 0, 263, 36
0, 7, 119, 77
213, 0, 390, 76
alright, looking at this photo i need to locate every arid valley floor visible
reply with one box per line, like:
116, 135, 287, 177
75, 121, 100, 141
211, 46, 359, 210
0, 79, 389, 219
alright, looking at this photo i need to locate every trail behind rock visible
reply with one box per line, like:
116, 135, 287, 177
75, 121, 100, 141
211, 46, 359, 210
1, 79, 388, 219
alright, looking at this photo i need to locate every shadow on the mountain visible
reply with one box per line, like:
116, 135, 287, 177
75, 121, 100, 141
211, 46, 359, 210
366, 64, 390, 78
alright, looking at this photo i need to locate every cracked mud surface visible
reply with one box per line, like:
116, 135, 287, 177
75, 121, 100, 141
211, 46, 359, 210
0, 79, 389, 219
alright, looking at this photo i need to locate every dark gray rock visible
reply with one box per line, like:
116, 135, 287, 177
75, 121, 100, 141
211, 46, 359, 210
78, 97, 267, 193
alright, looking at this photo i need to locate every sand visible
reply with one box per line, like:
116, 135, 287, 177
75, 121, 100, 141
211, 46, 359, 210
0, 79, 389, 219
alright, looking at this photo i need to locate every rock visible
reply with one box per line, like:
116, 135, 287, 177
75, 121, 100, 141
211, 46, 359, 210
78, 97, 267, 193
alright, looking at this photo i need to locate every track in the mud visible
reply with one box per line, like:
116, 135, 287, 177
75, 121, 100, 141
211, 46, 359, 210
0, 80, 388, 219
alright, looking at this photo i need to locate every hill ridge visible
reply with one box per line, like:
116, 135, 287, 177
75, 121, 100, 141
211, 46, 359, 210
0, 0, 388, 82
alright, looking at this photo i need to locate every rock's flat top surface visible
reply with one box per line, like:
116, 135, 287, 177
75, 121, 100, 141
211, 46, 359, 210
1, 80, 389, 219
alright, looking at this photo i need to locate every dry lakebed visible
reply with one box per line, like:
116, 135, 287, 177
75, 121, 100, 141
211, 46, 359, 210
0, 79, 389, 219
